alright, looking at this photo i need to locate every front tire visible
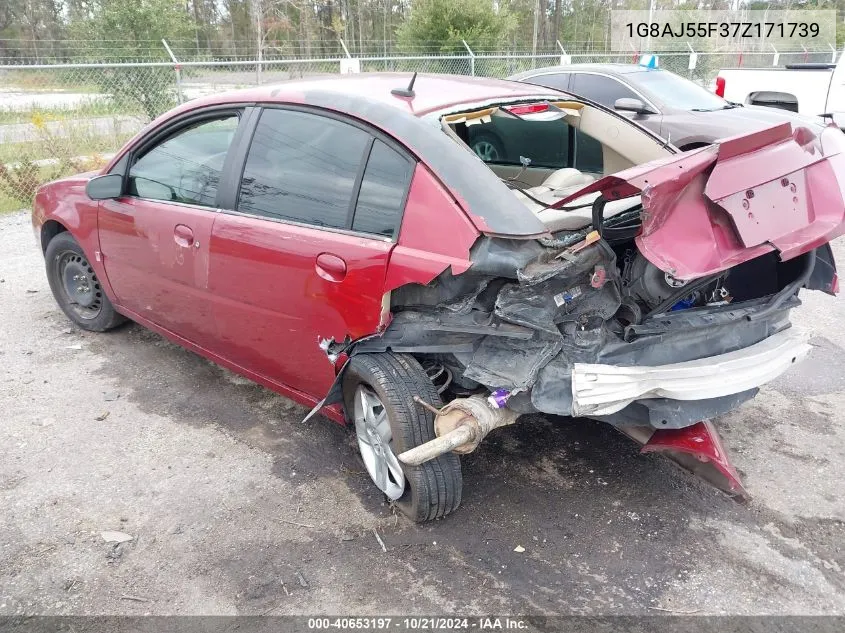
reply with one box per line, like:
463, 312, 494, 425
343, 353, 462, 522
44, 232, 126, 332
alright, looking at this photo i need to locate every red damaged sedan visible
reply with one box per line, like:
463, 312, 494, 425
32, 73, 845, 521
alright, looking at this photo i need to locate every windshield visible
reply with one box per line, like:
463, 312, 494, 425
635, 70, 728, 111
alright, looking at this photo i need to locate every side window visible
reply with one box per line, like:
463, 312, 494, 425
525, 73, 570, 92
570, 74, 638, 108
237, 108, 370, 229
467, 118, 570, 169
574, 129, 604, 175
352, 140, 413, 238
129, 115, 239, 207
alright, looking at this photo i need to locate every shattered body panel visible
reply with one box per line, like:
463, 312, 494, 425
352, 121, 845, 440
560, 124, 845, 280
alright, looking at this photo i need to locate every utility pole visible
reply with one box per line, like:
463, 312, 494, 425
252, 0, 263, 84
532, 0, 540, 59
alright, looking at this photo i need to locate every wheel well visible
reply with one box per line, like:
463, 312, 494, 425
41, 220, 67, 253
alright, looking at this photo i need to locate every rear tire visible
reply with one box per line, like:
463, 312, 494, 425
343, 353, 462, 522
44, 232, 126, 332
469, 130, 505, 163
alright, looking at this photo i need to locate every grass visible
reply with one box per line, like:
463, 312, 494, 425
0, 101, 132, 125
0, 189, 26, 215
0, 95, 142, 214
0, 134, 123, 165
0, 161, 110, 215
0, 127, 118, 214
2, 69, 100, 92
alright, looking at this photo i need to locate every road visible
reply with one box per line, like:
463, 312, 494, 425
1, 209, 844, 616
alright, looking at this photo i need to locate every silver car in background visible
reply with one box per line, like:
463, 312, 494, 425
509, 63, 826, 151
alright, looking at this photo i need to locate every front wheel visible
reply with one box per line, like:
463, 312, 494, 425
44, 232, 126, 332
343, 353, 462, 522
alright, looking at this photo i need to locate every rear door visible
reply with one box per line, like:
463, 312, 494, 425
98, 109, 244, 346
208, 106, 414, 398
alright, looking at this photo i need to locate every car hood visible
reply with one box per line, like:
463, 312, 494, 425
556, 122, 845, 279
692, 104, 826, 135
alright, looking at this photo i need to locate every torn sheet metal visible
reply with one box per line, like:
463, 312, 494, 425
640, 420, 749, 498
462, 333, 562, 392
496, 241, 622, 334
555, 124, 845, 280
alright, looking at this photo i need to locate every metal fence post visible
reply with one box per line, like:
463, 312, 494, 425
462, 40, 475, 76
685, 42, 698, 78
161, 39, 184, 103
339, 38, 352, 59
556, 40, 571, 65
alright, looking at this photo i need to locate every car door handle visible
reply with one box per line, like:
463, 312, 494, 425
315, 252, 347, 282
174, 224, 194, 248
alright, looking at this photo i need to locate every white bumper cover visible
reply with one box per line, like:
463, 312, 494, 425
571, 328, 811, 416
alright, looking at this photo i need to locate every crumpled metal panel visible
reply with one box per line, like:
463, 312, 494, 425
641, 420, 749, 499
462, 333, 563, 392
556, 124, 845, 280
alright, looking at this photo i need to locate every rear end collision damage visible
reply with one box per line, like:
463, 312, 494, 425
318, 109, 844, 520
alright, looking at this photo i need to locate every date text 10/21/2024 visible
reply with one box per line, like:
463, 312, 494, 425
306, 617, 531, 630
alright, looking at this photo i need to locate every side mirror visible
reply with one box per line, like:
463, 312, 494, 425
86, 173, 123, 200
614, 97, 657, 115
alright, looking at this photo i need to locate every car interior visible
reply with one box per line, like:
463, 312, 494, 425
444, 99, 671, 233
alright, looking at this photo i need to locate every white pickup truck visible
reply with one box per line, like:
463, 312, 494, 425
716, 52, 845, 129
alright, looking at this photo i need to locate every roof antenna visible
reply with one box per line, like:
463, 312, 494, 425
391, 72, 417, 98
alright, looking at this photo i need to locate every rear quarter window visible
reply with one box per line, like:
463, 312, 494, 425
352, 140, 413, 238
524, 73, 571, 92
570, 73, 638, 108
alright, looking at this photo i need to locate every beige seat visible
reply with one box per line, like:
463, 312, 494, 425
525, 168, 595, 199
511, 167, 641, 233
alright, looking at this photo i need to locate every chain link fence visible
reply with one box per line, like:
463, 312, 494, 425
0, 46, 839, 212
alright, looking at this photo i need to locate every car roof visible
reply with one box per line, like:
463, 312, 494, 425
169, 73, 554, 118
155, 73, 559, 237
510, 63, 652, 80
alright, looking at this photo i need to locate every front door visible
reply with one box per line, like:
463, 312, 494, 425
98, 113, 241, 347
207, 107, 414, 399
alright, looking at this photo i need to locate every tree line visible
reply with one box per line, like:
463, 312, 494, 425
1, 0, 843, 63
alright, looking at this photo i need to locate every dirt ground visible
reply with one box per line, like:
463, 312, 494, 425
1, 209, 844, 616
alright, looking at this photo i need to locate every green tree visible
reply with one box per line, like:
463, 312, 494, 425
397, 0, 515, 54
69, 0, 193, 119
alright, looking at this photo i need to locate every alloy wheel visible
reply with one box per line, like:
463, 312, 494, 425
473, 140, 500, 162
353, 384, 405, 500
